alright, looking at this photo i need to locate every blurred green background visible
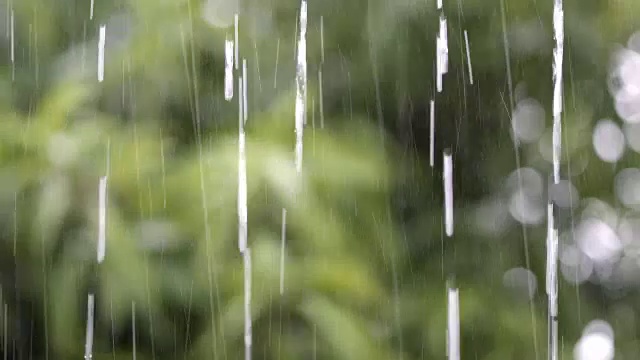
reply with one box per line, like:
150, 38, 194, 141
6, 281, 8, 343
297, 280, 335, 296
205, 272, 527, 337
1, 0, 640, 358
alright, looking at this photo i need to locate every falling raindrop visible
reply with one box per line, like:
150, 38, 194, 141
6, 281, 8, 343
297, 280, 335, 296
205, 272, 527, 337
447, 286, 459, 360
463, 30, 473, 85
225, 39, 234, 101
430, 100, 435, 167
443, 150, 454, 237
84, 294, 95, 359
294, 0, 308, 174
98, 25, 106, 82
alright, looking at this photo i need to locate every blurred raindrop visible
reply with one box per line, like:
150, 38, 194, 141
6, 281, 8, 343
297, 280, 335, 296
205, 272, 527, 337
512, 98, 545, 143
502, 267, 537, 300
593, 119, 625, 163
617, 214, 640, 246
610, 48, 640, 124
576, 218, 622, 264
560, 244, 593, 285
506, 167, 544, 195
614, 168, 640, 210
509, 189, 545, 225
574, 320, 615, 360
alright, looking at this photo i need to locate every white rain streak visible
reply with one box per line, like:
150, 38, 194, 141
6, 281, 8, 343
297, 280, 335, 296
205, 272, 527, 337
84, 294, 95, 359
234, 14, 239, 70
238, 76, 248, 254
430, 100, 435, 167
447, 287, 460, 360
436, 15, 448, 93
243, 58, 248, 123
10, 10, 14, 64
546, 202, 559, 360
463, 30, 474, 85
320, 16, 325, 64
280, 208, 287, 295
437, 0, 443, 10
319, 69, 324, 129
552, 0, 564, 184
225, 39, 234, 101
97, 176, 107, 264
274, 38, 280, 89
90, 0, 94, 20
244, 248, 252, 360
294, 0, 308, 174
444, 151, 454, 237
98, 25, 106, 82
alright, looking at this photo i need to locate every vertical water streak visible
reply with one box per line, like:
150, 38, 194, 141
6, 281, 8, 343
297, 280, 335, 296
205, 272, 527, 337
84, 294, 95, 359
319, 69, 324, 129
90, 0, 94, 20
447, 287, 460, 360
98, 176, 107, 264
244, 248, 252, 360
238, 76, 247, 254
98, 25, 106, 82
552, 0, 564, 184
430, 100, 435, 167
10, 10, 14, 67
294, 0, 308, 174
320, 16, 325, 64
225, 39, 234, 101
443, 150, 454, 237
436, 15, 448, 93
274, 38, 280, 89
243, 58, 248, 123
234, 14, 239, 70
463, 30, 473, 85
546, 201, 559, 360
279, 208, 287, 295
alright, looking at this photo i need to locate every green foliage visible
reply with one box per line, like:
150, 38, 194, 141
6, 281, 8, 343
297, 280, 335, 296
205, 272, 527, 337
0, 0, 639, 359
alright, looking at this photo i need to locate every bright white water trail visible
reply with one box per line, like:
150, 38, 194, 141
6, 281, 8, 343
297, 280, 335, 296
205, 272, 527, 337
443, 150, 454, 237
550, 0, 564, 357
83, 294, 95, 359
238, 75, 247, 253
447, 287, 460, 360
98, 25, 106, 82
436, 15, 448, 93
552, 0, 564, 185
429, 100, 435, 167
546, 201, 559, 360
225, 39, 234, 101
294, 0, 307, 174
243, 58, 248, 123
234, 14, 239, 70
